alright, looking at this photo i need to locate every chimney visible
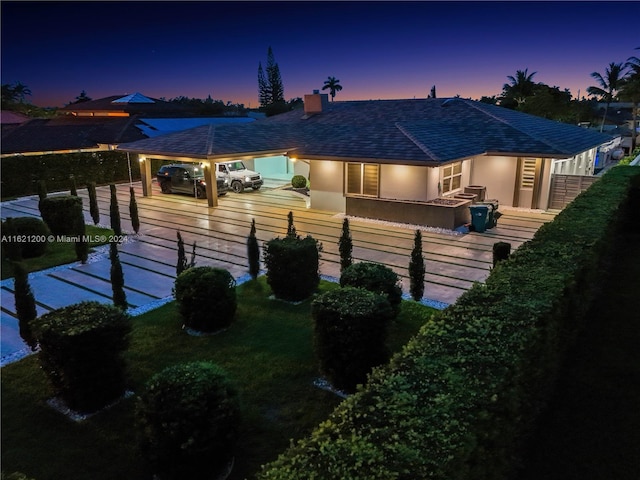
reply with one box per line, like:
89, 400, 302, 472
304, 92, 329, 115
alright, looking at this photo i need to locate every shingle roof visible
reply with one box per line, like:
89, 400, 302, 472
1, 116, 147, 154
60, 95, 192, 116
118, 98, 613, 164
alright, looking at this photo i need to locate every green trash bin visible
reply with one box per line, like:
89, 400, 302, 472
469, 204, 490, 233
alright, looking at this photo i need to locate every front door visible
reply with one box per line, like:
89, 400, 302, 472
513, 157, 543, 208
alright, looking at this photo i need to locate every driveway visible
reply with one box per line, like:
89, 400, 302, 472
1, 180, 556, 364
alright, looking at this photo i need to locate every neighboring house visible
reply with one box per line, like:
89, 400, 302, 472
118, 93, 613, 227
1, 93, 255, 157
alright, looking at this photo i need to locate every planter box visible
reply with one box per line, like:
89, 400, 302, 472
346, 196, 472, 230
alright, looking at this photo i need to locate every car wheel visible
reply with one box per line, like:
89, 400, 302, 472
160, 181, 171, 193
196, 186, 207, 199
231, 181, 244, 193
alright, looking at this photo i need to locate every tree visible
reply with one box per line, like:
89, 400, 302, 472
247, 218, 260, 279
129, 186, 140, 234
322, 76, 343, 101
409, 229, 425, 301
587, 62, 626, 132
189, 241, 197, 269
501, 68, 537, 108
73, 90, 92, 104
13, 261, 38, 350
88, 181, 100, 225
620, 48, 640, 151
338, 217, 353, 272
110, 242, 127, 310
258, 46, 285, 109
109, 184, 122, 236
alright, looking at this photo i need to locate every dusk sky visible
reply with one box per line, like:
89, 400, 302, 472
2, 1, 638, 108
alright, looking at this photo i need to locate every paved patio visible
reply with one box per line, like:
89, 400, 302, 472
1, 180, 556, 365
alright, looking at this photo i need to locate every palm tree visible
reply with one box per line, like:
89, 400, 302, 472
502, 69, 537, 106
620, 48, 640, 151
322, 76, 343, 102
587, 62, 626, 132
12, 82, 32, 103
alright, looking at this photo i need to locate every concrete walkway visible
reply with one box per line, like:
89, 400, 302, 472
1, 181, 556, 365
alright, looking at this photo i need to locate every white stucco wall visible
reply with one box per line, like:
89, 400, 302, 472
470, 155, 518, 206
379, 164, 429, 201
309, 159, 345, 212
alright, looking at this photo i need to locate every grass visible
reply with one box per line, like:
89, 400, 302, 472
0, 277, 436, 480
1, 225, 115, 280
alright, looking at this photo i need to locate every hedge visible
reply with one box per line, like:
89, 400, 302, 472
258, 166, 640, 480
0, 151, 139, 199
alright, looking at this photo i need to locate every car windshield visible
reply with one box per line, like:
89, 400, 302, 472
226, 161, 246, 172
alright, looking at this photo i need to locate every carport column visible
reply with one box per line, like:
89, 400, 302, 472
139, 155, 152, 197
203, 162, 218, 207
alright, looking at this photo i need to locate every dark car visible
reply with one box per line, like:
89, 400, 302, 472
156, 164, 229, 198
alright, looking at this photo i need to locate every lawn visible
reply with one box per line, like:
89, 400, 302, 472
1, 225, 115, 280
0, 277, 436, 480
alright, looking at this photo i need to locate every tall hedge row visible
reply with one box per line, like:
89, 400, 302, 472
258, 166, 640, 480
0, 151, 139, 199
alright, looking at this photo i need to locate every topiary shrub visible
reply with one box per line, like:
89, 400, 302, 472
312, 286, 393, 393
136, 361, 240, 480
291, 175, 307, 188
31, 301, 131, 413
340, 262, 402, 316
1, 217, 50, 259
263, 235, 321, 301
173, 266, 237, 333
247, 218, 260, 279
493, 241, 511, 267
38, 195, 84, 236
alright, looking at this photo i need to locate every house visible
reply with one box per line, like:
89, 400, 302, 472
1, 93, 255, 157
118, 93, 612, 227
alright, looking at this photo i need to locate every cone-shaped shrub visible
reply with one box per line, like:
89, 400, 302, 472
338, 217, 353, 272
312, 286, 393, 393
37, 179, 47, 202
1, 218, 22, 261
109, 184, 122, 236
286, 210, 297, 238
176, 230, 187, 276
409, 229, 426, 301
129, 186, 140, 234
110, 242, 127, 310
69, 176, 77, 196
173, 266, 237, 333
88, 181, 100, 225
13, 261, 38, 350
247, 219, 260, 279
264, 235, 321, 301
136, 361, 240, 480
31, 301, 131, 413
340, 262, 402, 316
39, 195, 84, 236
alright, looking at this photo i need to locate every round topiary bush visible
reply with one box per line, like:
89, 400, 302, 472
263, 235, 321, 301
173, 266, 237, 333
38, 195, 84, 236
340, 262, 403, 316
291, 175, 307, 189
136, 361, 240, 480
312, 287, 393, 393
1, 217, 51, 258
31, 301, 132, 413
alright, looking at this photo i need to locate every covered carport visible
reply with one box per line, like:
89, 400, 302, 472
117, 122, 299, 208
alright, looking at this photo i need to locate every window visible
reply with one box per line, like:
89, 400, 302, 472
520, 158, 536, 189
441, 162, 462, 194
346, 163, 379, 196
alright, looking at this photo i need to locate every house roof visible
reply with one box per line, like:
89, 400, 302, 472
1, 115, 147, 154
1, 110, 31, 125
117, 98, 613, 164
60, 94, 192, 116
